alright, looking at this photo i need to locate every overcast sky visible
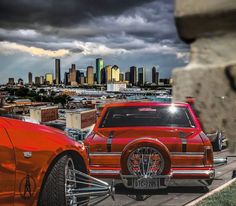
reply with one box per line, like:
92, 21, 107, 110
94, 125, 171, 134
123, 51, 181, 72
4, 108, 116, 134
0, 0, 189, 84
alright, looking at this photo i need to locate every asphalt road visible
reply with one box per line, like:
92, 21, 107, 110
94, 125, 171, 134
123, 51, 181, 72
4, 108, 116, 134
98, 149, 236, 206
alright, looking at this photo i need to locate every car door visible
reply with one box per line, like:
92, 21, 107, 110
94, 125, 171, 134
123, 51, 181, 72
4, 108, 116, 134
0, 126, 16, 205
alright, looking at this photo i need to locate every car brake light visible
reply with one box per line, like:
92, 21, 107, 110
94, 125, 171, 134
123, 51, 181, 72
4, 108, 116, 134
204, 146, 213, 166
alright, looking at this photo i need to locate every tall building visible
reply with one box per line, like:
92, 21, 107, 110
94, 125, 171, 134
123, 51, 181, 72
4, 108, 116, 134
111, 65, 120, 82
119, 73, 124, 82
138, 67, 145, 86
35, 76, 40, 85
76, 70, 81, 84
155, 71, 159, 85
152, 66, 159, 84
130, 66, 138, 86
8, 78, 15, 85
101, 68, 106, 84
28, 72, 33, 85
96, 58, 104, 84
125, 72, 130, 82
55, 59, 61, 85
80, 73, 85, 85
105, 65, 112, 83
40, 76, 45, 85
45, 73, 53, 85
69, 64, 77, 85
87, 66, 94, 85
64, 72, 69, 85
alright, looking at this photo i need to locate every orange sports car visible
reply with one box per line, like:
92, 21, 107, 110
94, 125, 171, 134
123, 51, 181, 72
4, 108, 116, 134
84, 102, 217, 190
0, 117, 113, 206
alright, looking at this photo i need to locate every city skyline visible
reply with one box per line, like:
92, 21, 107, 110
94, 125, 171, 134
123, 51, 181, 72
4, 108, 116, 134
0, 0, 189, 84
4, 58, 167, 86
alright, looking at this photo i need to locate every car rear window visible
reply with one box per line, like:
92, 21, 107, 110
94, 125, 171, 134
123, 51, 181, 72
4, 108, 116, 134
99, 106, 195, 128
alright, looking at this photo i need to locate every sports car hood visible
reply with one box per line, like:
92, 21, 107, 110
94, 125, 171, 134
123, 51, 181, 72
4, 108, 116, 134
89, 127, 204, 153
0, 117, 82, 150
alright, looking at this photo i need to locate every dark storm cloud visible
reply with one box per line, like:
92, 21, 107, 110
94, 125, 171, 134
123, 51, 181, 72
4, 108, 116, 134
0, 0, 184, 53
0, 0, 189, 84
0, 0, 155, 29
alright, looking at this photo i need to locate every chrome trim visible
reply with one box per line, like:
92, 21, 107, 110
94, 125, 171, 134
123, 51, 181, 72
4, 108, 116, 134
172, 169, 215, 176
90, 169, 120, 175
171, 152, 204, 156
172, 165, 206, 167
89, 152, 121, 157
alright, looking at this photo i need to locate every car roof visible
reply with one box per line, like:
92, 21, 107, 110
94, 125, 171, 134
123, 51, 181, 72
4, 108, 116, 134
104, 101, 189, 108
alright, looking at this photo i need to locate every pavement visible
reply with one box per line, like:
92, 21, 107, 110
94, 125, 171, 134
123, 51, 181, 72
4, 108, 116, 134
97, 149, 236, 206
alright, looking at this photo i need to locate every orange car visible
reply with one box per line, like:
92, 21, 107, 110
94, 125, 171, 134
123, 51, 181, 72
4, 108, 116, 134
0, 117, 113, 206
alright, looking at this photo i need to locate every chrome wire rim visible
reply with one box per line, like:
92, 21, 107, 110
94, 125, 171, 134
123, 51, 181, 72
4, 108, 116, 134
65, 158, 77, 206
65, 158, 114, 206
127, 147, 164, 178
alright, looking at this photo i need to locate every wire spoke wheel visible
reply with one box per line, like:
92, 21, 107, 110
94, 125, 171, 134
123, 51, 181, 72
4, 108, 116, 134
65, 158, 115, 206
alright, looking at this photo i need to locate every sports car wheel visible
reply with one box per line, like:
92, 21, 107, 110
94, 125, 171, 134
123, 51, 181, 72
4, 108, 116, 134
38, 154, 85, 206
213, 131, 223, 151
38, 154, 114, 206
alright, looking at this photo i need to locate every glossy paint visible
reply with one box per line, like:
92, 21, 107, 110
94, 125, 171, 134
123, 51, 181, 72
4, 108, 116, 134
0, 117, 89, 206
84, 102, 214, 180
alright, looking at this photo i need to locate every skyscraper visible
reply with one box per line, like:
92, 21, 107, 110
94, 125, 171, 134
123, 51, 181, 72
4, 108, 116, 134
55, 59, 61, 85
125, 72, 130, 82
64, 72, 69, 85
76, 70, 81, 84
40, 76, 45, 85
8, 78, 15, 85
69, 64, 77, 84
111, 65, 120, 82
28, 72, 33, 85
45, 73, 53, 85
130, 66, 138, 86
96, 58, 104, 84
138, 67, 145, 86
80, 73, 85, 85
105, 65, 112, 83
35, 77, 40, 85
152, 66, 159, 85
87, 66, 94, 85
119, 73, 124, 82
152, 67, 156, 83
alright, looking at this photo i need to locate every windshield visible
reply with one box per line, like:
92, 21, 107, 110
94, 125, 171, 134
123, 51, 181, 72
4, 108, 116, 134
99, 106, 195, 128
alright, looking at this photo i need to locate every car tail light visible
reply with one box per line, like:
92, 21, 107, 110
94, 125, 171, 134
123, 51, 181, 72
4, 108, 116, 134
204, 146, 213, 166
127, 147, 164, 178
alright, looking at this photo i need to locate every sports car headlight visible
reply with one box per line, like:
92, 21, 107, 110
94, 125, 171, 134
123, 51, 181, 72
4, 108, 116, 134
127, 147, 164, 178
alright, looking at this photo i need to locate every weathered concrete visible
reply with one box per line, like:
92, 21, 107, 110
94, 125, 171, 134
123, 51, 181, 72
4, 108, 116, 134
173, 0, 236, 152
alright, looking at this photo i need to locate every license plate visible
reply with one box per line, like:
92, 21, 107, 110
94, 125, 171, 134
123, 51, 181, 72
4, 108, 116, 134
133, 178, 160, 189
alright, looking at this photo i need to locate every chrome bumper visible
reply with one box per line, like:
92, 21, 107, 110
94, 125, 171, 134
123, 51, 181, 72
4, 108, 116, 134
91, 168, 215, 189
172, 169, 215, 178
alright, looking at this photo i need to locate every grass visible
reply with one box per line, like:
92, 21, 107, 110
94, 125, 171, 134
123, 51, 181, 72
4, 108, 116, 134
198, 181, 236, 206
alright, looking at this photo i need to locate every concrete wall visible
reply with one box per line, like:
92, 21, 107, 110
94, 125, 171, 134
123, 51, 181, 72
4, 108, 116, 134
173, 0, 236, 152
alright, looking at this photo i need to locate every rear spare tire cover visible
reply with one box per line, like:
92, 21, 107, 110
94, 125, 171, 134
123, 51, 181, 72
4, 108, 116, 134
120, 138, 171, 176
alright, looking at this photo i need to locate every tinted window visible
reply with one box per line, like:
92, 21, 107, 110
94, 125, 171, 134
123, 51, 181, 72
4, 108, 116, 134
100, 106, 195, 128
